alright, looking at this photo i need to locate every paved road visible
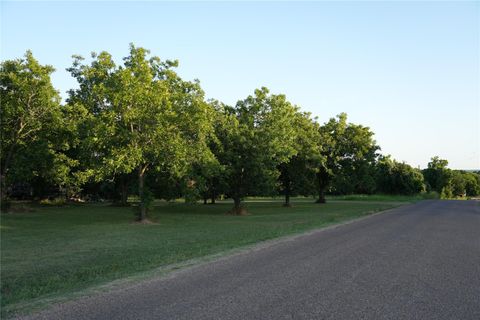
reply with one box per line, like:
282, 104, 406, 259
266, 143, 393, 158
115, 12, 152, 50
20, 200, 480, 320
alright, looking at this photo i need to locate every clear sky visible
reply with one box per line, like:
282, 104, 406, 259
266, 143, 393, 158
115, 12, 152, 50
1, 1, 479, 169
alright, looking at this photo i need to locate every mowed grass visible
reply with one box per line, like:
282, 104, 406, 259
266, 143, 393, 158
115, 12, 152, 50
1, 197, 414, 316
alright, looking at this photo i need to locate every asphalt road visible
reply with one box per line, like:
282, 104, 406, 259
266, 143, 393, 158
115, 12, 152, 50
20, 200, 480, 320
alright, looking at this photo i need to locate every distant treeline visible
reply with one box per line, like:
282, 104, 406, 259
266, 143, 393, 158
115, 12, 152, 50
1, 46, 479, 219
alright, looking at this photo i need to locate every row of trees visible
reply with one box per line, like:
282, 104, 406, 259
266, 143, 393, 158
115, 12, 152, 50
422, 157, 480, 199
1, 46, 479, 219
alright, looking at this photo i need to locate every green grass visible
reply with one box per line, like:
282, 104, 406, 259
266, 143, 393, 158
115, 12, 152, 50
1, 198, 416, 317
221, 194, 426, 202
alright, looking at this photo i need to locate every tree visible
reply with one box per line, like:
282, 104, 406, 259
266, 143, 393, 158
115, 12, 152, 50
314, 115, 342, 203
463, 172, 480, 197
375, 156, 425, 195
315, 113, 379, 203
68, 45, 214, 221
0, 51, 76, 208
450, 170, 466, 197
215, 88, 298, 214
422, 156, 452, 193
180, 100, 228, 205
191, 158, 224, 205
278, 112, 322, 206
331, 121, 379, 195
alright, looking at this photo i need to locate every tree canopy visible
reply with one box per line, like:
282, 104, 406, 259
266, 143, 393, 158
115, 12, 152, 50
0, 51, 77, 207
2, 47, 479, 215
67, 45, 214, 220
214, 88, 298, 214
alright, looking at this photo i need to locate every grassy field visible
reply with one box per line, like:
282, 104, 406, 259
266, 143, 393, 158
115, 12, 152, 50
1, 196, 417, 316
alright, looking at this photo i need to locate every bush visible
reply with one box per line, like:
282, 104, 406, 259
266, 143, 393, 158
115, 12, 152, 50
39, 197, 66, 206
440, 185, 454, 199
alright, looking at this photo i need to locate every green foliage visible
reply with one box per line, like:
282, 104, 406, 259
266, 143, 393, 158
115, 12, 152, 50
185, 159, 224, 204
68, 44, 214, 219
440, 184, 454, 199
463, 172, 480, 196
422, 156, 452, 193
316, 113, 379, 201
450, 171, 466, 196
39, 197, 67, 206
182, 178, 202, 204
331, 117, 379, 194
447, 171, 480, 198
278, 111, 322, 205
0, 51, 77, 204
148, 171, 182, 201
422, 157, 479, 199
182, 109, 227, 204
2, 48, 476, 212
214, 88, 298, 212
375, 156, 425, 195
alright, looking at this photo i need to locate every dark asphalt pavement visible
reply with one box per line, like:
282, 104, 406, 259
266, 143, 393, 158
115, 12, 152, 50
20, 200, 480, 320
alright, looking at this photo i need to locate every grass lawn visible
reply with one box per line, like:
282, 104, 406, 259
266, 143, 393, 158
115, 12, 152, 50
1, 196, 416, 317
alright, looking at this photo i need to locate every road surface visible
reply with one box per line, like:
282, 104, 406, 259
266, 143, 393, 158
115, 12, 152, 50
19, 200, 480, 320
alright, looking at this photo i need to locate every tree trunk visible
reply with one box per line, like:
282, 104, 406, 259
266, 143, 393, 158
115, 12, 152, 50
138, 166, 147, 221
316, 187, 326, 204
283, 184, 291, 207
285, 193, 291, 207
316, 171, 327, 204
230, 172, 245, 214
1, 144, 15, 211
210, 187, 216, 204
0, 174, 9, 212
233, 195, 241, 214
120, 176, 128, 206
280, 164, 291, 207
203, 195, 208, 205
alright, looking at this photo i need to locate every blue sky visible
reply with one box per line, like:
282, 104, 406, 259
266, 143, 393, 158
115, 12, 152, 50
1, 1, 479, 169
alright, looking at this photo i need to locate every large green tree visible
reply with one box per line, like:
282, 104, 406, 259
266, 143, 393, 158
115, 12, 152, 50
1, 51, 76, 207
278, 111, 322, 206
422, 156, 452, 194
315, 113, 379, 202
215, 88, 298, 214
68, 45, 214, 220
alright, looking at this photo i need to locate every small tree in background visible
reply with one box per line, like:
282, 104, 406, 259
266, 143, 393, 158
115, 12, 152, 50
463, 171, 480, 197
422, 157, 452, 194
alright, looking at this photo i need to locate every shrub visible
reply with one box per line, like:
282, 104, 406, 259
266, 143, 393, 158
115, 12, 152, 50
39, 197, 66, 206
